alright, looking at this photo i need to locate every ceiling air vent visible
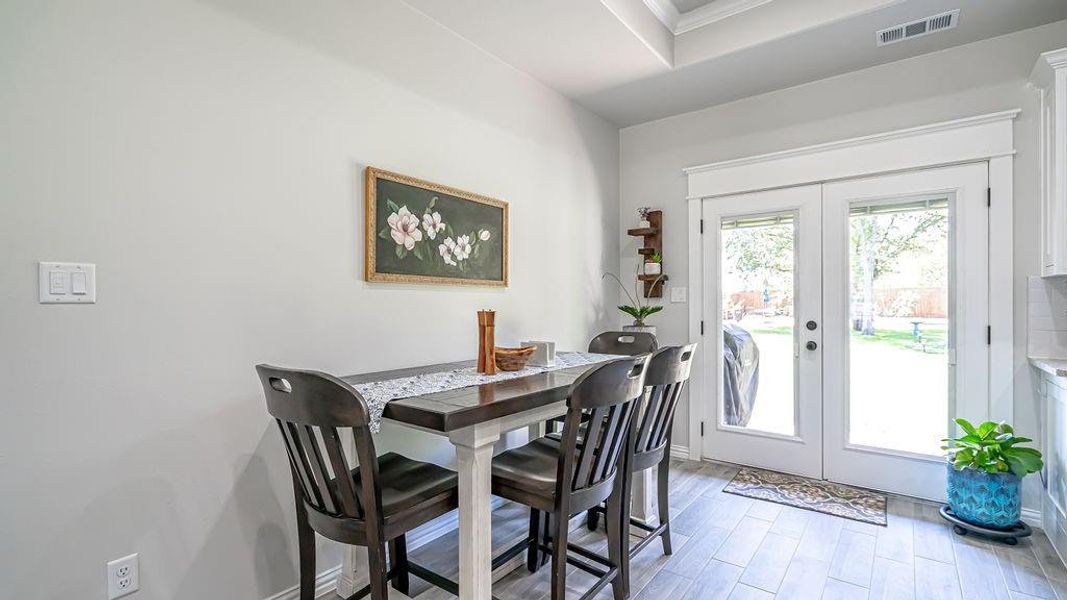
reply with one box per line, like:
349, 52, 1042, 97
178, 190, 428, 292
877, 9, 959, 47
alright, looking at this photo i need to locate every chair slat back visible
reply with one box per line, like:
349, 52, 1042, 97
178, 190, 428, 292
588, 331, 658, 356
257, 364, 373, 520
558, 355, 650, 493
633, 345, 697, 458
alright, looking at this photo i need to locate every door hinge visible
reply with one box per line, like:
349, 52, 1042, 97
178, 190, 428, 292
699, 219, 704, 234
700, 320, 705, 335
700, 421, 705, 437
987, 187, 991, 207
987, 325, 992, 345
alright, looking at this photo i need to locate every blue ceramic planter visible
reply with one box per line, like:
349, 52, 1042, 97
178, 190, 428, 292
946, 463, 1021, 530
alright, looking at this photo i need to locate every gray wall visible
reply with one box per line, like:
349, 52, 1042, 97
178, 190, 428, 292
619, 20, 1067, 509
0, 1, 620, 598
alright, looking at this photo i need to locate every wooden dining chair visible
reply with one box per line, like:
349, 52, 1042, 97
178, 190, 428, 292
543, 331, 658, 436
256, 365, 460, 600
587, 331, 658, 356
596, 344, 697, 595
489, 355, 650, 600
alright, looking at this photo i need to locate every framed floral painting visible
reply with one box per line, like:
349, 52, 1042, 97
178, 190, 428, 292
364, 167, 509, 286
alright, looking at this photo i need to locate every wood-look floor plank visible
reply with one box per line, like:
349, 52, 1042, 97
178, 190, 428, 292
663, 526, 733, 576
727, 583, 775, 599
747, 500, 783, 522
1030, 534, 1067, 584
913, 504, 956, 565
673, 496, 723, 536
637, 570, 695, 599
739, 532, 800, 592
914, 556, 963, 600
829, 529, 876, 587
868, 557, 915, 600
875, 499, 916, 565
682, 559, 744, 600
796, 512, 845, 563
954, 539, 1011, 600
995, 546, 1057, 599
769, 505, 811, 540
823, 577, 870, 600
777, 555, 831, 598
714, 516, 773, 568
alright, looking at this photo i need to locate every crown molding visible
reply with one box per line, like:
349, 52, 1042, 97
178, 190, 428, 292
641, 0, 773, 35
676, 0, 774, 34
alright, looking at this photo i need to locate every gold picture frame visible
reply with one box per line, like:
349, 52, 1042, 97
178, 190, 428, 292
364, 167, 509, 287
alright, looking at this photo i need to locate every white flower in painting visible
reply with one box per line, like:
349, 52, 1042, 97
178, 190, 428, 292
453, 234, 472, 261
422, 211, 446, 240
387, 206, 422, 250
439, 238, 457, 266
478, 229, 491, 241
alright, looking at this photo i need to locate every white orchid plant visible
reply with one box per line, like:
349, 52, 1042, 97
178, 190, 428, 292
604, 264, 664, 327
380, 196, 493, 271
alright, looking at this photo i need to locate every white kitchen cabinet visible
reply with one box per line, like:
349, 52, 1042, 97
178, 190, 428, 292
1031, 48, 1067, 276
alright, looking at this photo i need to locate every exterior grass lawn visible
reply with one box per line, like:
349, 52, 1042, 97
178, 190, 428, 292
749, 323, 946, 354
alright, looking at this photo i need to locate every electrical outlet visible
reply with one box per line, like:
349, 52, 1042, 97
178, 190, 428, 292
107, 554, 139, 599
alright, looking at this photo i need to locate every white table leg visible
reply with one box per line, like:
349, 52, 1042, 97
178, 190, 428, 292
450, 425, 501, 600
630, 466, 658, 526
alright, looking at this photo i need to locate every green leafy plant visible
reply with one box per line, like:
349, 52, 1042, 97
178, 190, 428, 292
603, 265, 664, 327
647, 253, 662, 264
941, 418, 1043, 477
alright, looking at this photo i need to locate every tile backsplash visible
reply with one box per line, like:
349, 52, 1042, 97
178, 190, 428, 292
1029, 276, 1067, 358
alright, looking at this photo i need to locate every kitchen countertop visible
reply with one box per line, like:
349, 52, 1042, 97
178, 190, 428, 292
1030, 357, 1067, 377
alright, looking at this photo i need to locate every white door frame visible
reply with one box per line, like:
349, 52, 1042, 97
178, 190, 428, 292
685, 110, 1016, 462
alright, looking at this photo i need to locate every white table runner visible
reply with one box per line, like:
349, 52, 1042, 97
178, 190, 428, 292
354, 351, 621, 431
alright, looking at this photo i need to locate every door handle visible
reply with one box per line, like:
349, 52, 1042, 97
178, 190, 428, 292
806, 341, 818, 351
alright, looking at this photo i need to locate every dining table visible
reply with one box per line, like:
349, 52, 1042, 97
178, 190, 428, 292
330, 352, 660, 600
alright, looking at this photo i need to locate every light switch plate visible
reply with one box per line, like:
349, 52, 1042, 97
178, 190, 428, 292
39, 262, 96, 304
670, 286, 687, 303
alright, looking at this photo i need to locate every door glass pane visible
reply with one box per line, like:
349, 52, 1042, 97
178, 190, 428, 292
848, 197, 950, 456
721, 212, 796, 436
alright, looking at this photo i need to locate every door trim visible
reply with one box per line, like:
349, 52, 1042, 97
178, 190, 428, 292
686, 113, 1015, 463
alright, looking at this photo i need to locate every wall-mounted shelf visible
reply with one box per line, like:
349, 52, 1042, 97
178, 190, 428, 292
627, 210, 664, 298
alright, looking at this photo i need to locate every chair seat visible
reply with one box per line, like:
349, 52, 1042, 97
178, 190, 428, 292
492, 438, 564, 496
339, 452, 457, 517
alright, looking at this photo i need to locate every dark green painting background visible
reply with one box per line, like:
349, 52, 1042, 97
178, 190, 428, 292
374, 178, 505, 281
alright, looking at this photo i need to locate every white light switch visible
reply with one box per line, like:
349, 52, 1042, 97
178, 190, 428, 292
48, 270, 67, 294
39, 262, 96, 304
670, 286, 688, 303
70, 271, 87, 294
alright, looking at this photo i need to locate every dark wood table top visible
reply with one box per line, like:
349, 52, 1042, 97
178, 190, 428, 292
341, 358, 614, 432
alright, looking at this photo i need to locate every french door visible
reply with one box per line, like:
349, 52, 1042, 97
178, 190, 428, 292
701, 163, 989, 500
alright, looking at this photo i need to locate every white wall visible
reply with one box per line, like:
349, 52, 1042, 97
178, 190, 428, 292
0, 1, 619, 598
620, 20, 1067, 510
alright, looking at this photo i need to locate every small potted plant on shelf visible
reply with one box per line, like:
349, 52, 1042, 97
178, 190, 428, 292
604, 264, 664, 334
644, 253, 662, 276
637, 207, 651, 229
942, 418, 1043, 531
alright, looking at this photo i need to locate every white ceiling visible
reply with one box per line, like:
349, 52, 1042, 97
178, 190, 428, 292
402, 0, 1067, 126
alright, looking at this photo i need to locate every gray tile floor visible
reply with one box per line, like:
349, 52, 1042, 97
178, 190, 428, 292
340, 459, 1067, 599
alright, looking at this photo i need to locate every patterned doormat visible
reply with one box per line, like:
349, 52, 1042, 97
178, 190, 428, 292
724, 467, 888, 526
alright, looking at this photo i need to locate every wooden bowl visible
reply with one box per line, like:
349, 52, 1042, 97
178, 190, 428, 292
494, 346, 535, 371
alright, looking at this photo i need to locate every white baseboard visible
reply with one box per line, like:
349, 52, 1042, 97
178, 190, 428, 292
670, 444, 691, 460
1022, 507, 1044, 529
264, 564, 342, 600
